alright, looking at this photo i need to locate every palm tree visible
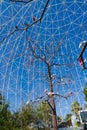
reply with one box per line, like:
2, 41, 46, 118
71, 101, 82, 115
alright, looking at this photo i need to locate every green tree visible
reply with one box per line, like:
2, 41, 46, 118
0, 92, 13, 130
57, 116, 62, 126
18, 102, 52, 130
20, 103, 35, 129
83, 83, 87, 101
36, 101, 51, 129
11, 111, 22, 130
84, 104, 87, 110
65, 114, 72, 126
71, 101, 82, 115
66, 113, 72, 121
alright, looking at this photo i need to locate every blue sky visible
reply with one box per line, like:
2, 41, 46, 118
0, 0, 87, 116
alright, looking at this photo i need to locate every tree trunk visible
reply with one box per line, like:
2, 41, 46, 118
51, 97, 58, 130
47, 64, 58, 130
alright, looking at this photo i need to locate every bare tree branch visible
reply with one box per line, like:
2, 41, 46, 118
10, 0, 50, 23
40, 0, 50, 23
47, 100, 55, 112
0, 0, 50, 44
28, 40, 48, 65
28, 38, 47, 58
27, 38, 75, 69
0, 28, 17, 44
0, 19, 40, 44
10, 0, 34, 3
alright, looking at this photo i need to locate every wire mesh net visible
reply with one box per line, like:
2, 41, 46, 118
0, 0, 87, 119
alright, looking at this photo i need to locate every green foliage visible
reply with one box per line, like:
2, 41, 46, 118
0, 105, 12, 129
57, 116, 62, 125
0, 91, 5, 108
0, 95, 52, 130
36, 101, 51, 129
65, 114, 72, 126
65, 114, 72, 121
84, 104, 87, 110
20, 103, 37, 129
71, 101, 82, 115
18, 101, 51, 130
0, 92, 13, 130
83, 83, 87, 101
1, 92, 74, 129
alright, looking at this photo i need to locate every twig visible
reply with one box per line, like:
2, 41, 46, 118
40, 0, 50, 23
0, 0, 50, 44
10, 0, 34, 4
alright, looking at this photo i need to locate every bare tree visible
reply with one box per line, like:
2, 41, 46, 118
23, 38, 74, 130
0, 25, 74, 130
0, 1, 74, 130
